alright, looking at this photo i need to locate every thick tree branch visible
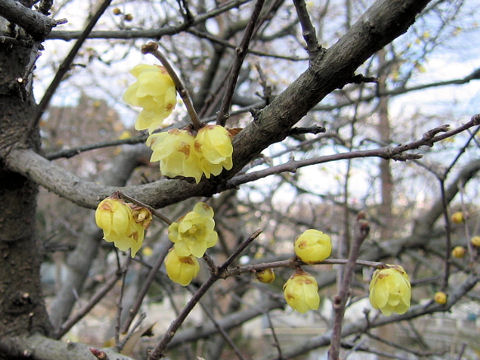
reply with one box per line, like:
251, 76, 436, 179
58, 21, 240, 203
5, 0, 432, 210
0, 0, 63, 40
0, 334, 133, 360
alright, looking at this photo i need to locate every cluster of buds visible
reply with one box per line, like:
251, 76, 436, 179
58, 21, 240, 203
147, 125, 233, 183
165, 202, 218, 286
95, 196, 152, 257
279, 229, 333, 313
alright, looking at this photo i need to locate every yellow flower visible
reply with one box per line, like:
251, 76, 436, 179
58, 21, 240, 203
452, 246, 466, 258
369, 265, 411, 316
123, 64, 177, 133
95, 197, 147, 257
283, 270, 320, 313
451, 211, 464, 224
471, 236, 480, 247
434, 291, 447, 305
147, 129, 203, 183
256, 269, 275, 283
165, 248, 200, 286
195, 125, 233, 179
168, 202, 218, 257
294, 229, 332, 264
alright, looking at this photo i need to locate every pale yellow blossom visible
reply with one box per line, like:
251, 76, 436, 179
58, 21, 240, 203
283, 270, 320, 313
369, 265, 411, 316
168, 202, 218, 257
165, 248, 200, 286
123, 64, 176, 133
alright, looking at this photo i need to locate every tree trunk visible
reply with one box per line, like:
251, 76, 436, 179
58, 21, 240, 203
0, 36, 52, 350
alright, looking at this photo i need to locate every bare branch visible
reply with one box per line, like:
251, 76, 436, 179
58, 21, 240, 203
216, 0, 265, 126
30, 0, 113, 131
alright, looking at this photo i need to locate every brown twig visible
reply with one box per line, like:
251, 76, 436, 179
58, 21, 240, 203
121, 241, 172, 334
216, 0, 265, 126
190, 287, 248, 360
141, 42, 202, 130
30, 0, 113, 132
117, 191, 173, 225
223, 257, 384, 278
328, 218, 370, 360
292, 0, 322, 59
147, 230, 261, 360
115, 256, 131, 347
227, 118, 480, 188
55, 271, 122, 339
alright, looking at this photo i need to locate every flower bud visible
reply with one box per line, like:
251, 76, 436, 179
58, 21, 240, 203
434, 291, 447, 305
165, 248, 200, 286
294, 229, 332, 264
451, 211, 464, 224
283, 270, 320, 313
369, 265, 411, 316
470, 236, 480, 247
95, 197, 146, 257
452, 246, 466, 258
256, 269, 275, 283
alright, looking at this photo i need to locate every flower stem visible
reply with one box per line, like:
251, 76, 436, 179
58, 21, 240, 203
142, 42, 202, 130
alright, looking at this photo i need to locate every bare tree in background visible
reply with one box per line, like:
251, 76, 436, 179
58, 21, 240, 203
1, 0, 479, 359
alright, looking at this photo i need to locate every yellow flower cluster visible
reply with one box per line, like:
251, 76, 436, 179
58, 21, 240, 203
165, 202, 218, 286
123, 64, 177, 133
369, 265, 411, 316
95, 197, 152, 257
147, 125, 233, 183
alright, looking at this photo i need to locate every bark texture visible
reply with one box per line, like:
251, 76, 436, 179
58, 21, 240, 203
0, 37, 51, 348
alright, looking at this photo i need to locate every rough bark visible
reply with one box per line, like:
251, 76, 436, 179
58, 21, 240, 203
0, 36, 51, 350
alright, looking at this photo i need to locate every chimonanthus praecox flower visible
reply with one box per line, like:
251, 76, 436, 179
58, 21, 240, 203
123, 64, 177, 133
168, 202, 218, 258
283, 270, 320, 313
195, 125, 233, 179
95, 196, 151, 257
147, 129, 203, 183
369, 265, 411, 316
256, 268, 276, 284
165, 248, 200, 286
294, 229, 332, 264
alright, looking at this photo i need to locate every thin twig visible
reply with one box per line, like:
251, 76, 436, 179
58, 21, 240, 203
228, 118, 480, 188
141, 42, 202, 130
223, 257, 384, 278
147, 230, 261, 360
216, 0, 265, 126
55, 271, 122, 339
328, 218, 370, 360
121, 241, 172, 334
115, 256, 131, 347
265, 312, 283, 359
30, 0, 113, 131
292, 0, 322, 59
117, 191, 173, 225
190, 287, 248, 360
